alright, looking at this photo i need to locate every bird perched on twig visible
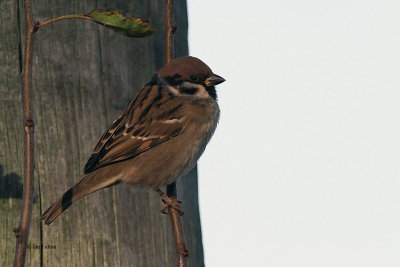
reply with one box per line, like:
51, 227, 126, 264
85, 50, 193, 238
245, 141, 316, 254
40, 56, 225, 225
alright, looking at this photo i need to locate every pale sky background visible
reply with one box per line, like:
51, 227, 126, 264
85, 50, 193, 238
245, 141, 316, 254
188, 1, 400, 266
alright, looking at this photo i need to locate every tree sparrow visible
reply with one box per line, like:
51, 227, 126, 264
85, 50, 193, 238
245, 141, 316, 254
40, 56, 225, 224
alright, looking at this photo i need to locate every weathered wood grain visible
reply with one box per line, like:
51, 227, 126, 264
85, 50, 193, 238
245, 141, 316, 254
0, 0, 204, 266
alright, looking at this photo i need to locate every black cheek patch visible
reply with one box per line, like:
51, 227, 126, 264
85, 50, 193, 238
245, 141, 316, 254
179, 87, 198, 95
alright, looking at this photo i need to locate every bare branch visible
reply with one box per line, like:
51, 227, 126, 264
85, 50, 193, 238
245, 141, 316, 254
13, 0, 36, 266
165, 1, 189, 266
165, 0, 174, 63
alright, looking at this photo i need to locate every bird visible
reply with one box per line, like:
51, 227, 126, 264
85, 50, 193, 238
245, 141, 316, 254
40, 56, 225, 225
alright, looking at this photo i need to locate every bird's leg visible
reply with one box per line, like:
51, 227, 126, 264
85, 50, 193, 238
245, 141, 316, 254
155, 188, 184, 215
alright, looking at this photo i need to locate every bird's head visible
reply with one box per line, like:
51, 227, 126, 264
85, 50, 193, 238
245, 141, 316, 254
157, 56, 225, 100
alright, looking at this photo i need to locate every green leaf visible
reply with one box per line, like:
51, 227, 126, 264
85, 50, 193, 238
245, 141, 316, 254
85, 9, 154, 38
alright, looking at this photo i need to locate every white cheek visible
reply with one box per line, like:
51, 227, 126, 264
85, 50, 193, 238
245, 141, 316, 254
180, 82, 209, 98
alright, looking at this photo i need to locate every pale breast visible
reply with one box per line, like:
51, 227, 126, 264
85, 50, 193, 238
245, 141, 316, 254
121, 97, 220, 188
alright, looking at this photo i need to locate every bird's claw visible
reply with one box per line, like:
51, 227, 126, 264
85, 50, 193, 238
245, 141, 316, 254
160, 198, 184, 215
155, 188, 185, 215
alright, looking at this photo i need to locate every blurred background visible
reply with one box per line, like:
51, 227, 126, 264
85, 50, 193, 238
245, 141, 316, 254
188, 1, 400, 266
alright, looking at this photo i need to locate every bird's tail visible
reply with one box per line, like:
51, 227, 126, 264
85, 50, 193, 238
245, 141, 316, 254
40, 172, 121, 225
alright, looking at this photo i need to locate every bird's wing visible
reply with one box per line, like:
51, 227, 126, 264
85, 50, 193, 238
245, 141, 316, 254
84, 81, 187, 173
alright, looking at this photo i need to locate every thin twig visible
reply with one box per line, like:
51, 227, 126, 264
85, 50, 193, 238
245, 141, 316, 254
164, 0, 174, 63
13, 0, 36, 267
36, 14, 92, 29
167, 184, 189, 266
164, 1, 189, 266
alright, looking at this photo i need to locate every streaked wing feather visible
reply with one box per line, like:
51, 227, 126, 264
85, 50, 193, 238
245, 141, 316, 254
96, 120, 184, 167
84, 80, 186, 173
84, 114, 125, 172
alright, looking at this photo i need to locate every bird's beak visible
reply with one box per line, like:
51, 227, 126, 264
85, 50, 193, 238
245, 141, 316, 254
205, 74, 225, 86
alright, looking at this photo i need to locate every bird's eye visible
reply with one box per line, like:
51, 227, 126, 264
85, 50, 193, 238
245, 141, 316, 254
190, 75, 199, 81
